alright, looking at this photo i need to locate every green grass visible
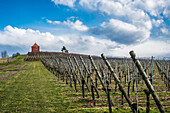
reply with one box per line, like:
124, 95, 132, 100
0, 61, 70, 112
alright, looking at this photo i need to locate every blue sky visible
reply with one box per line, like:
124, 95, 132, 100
0, 0, 170, 57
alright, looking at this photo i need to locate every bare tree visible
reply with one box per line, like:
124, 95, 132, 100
61, 46, 69, 53
1, 51, 8, 58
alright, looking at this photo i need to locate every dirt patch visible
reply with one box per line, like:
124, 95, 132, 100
0, 63, 27, 81
0, 64, 19, 72
0, 64, 9, 69
82, 103, 108, 108
56, 81, 66, 84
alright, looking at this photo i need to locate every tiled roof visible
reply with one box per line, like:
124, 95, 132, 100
32, 43, 39, 47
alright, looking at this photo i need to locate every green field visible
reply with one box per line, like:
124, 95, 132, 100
0, 56, 169, 113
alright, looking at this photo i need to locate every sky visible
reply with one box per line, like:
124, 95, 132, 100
0, 0, 170, 58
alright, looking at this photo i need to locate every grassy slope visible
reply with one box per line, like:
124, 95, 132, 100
0, 56, 25, 77
0, 56, 169, 112
0, 61, 68, 112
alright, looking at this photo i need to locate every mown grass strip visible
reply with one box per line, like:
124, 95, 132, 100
0, 61, 71, 112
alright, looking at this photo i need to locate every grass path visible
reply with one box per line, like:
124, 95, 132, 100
0, 61, 71, 112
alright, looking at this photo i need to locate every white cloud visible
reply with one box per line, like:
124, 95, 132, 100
152, 19, 164, 27
46, 19, 61, 24
163, 0, 170, 19
0, 26, 170, 57
46, 19, 53, 24
161, 27, 169, 35
0, 25, 56, 49
79, 0, 152, 28
50, 0, 170, 45
63, 20, 88, 31
51, 0, 169, 21
113, 39, 170, 57
90, 19, 150, 44
133, 0, 166, 17
47, 18, 88, 31
79, 0, 152, 44
51, 0, 76, 8
78, 0, 169, 30
0, 25, 117, 55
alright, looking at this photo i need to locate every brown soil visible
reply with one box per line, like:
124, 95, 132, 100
0, 64, 9, 69
0, 64, 19, 72
0, 63, 27, 81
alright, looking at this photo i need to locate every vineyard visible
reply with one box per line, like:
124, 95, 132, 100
0, 51, 170, 112
25, 51, 169, 113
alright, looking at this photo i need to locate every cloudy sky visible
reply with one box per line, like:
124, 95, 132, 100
0, 0, 170, 57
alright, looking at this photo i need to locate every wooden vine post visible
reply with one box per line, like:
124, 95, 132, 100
151, 56, 154, 85
167, 64, 170, 91
68, 57, 81, 87
79, 56, 100, 98
129, 50, 165, 113
89, 55, 114, 106
73, 57, 90, 96
66, 57, 78, 91
106, 80, 112, 113
144, 89, 150, 113
89, 56, 106, 92
128, 81, 131, 98
101, 54, 136, 113
59, 58, 68, 84
79, 56, 98, 106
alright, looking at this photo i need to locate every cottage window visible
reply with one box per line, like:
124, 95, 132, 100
36, 47, 38, 50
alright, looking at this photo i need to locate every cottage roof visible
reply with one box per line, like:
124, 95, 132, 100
32, 43, 39, 47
